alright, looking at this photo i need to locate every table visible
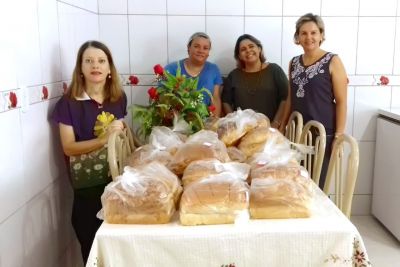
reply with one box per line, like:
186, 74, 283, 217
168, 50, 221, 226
87, 185, 370, 267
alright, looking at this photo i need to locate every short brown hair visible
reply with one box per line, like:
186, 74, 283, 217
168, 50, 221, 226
293, 13, 325, 45
67, 40, 122, 102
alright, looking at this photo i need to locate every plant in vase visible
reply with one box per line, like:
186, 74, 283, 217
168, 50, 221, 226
131, 63, 215, 139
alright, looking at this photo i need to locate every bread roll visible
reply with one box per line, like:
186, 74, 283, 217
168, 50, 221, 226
238, 127, 269, 157
180, 174, 249, 225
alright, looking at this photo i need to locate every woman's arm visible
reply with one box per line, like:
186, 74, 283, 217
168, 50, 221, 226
212, 84, 222, 117
59, 120, 124, 156
271, 100, 287, 132
330, 56, 348, 135
279, 61, 293, 132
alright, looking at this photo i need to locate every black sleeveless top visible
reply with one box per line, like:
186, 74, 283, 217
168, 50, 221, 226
289, 52, 336, 134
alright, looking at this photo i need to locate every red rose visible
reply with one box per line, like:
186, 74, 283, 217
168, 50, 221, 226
208, 105, 216, 112
153, 64, 164, 76
9, 92, 17, 108
148, 87, 158, 100
42, 86, 48, 100
129, 75, 139, 85
380, 75, 389, 85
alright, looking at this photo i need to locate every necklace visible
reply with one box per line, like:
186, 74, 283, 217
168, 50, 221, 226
242, 63, 264, 95
184, 59, 204, 77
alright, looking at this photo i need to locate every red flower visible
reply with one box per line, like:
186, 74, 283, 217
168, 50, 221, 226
380, 75, 389, 85
129, 75, 139, 85
153, 64, 164, 76
208, 105, 216, 113
42, 86, 48, 100
9, 92, 17, 108
147, 87, 158, 100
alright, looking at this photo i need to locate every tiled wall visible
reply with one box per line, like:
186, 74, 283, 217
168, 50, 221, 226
0, 0, 399, 266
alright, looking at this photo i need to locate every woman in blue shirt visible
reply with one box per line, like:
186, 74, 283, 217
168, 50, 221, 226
165, 32, 223, 117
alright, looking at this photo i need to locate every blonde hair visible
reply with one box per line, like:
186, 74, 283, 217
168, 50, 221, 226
293, 13, 325, 45
67, 40, 122, 102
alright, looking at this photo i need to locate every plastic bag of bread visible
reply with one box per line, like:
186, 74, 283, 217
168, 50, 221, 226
167, 130, 230, 175
180, 173, 250, 226
182, 159, 250, 187
127, 144, 172, 167
149, 126, 186, 154
249, 175, 314, 219
227, 146, 247, 163
216, 109, 261, 146
101, 162, 182, 224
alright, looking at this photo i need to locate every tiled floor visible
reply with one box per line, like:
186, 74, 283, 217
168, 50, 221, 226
351, 215, 400, 267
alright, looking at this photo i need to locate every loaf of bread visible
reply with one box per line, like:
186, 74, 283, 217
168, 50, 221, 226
127, 144, 172, 167
249, 177, 313, 219
180, 174, 249, 225
102, 162, 182, 224
182, 159, 250, 187
238, 126, 269, 157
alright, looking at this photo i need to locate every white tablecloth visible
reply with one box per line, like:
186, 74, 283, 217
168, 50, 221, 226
87, 185, 371, 267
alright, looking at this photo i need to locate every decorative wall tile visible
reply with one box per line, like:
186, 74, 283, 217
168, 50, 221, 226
167, 16, 205, 63
167, 0, 205, 15
99, 15, 130, 74
245, 17, 283, 67
206, 0, 244, 15
245, 0, 282, 16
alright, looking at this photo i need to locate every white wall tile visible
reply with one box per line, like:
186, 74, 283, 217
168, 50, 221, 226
206, 0, 244, 15
392, 86, 400, 108
353, 86, 391, 141
129, 15, 168, 74
99, 0, 127, 14
38, 0, 62, 84
245, 0, 282, 16
0, 109, 26, 223
394, 18, 400, 75
128, 0, 166, 14
0, 1, 18, 91
167, 16, 205, 63
356, 141, 375, 194
15, 0, 42, 87
356, 17, 396, 75
167, 0, 205, 15
323, 17, 358, 75
206, 16, 244, 75
99, 15, 130, 74
282, 0, 320, 16
245, 17, 283, 67
321, 0, 359, 16
359, 0, 397, 16
75, 11, 99, 48
281, 17, 303, 75
21, 101, 55, 200
84, 0, 98, 13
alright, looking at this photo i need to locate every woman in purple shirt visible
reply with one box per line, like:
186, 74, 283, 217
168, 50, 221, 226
53, 40, 126, 264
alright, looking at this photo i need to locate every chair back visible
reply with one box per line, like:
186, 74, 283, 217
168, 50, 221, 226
285, 111, 303, 143
299, 120, 326, 185
323, 134, 359, 218
108, 128, 135, 180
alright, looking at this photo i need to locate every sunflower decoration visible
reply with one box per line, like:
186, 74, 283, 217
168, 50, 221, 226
131, 64, 215, 139
94, 111, 116, 137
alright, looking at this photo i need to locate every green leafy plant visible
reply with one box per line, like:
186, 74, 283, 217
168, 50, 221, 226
131, 64, 215, 138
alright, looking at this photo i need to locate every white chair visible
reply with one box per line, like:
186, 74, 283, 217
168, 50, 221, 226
299, 120, 326, 185
323, 134, 359, 218
108, 129, 135, 180
285, 111, 303, 143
